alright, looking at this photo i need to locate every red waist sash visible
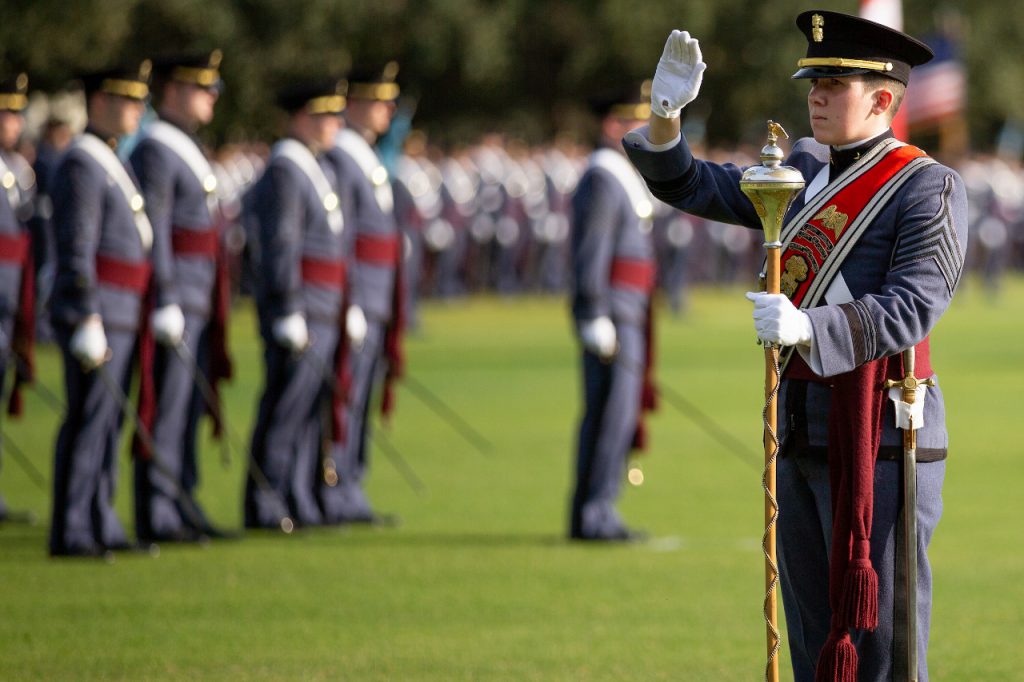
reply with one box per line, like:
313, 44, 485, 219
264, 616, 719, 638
301, 257, 347, 290
0, 232, 29, 264
355, 234, 400, 266
610, 258, 656, 294
96, 254, 152, 293
171, 226, 219, 257
786, 336, 932, 383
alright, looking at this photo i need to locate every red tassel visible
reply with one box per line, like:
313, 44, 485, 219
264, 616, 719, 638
815, 631, 858, 682
841, 560, 879, 630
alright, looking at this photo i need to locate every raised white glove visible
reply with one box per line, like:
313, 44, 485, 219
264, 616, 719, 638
579, 316, 617, 360
151, 304, 185, 347
272, 312, 309, 352
651, 30, 706, 119
346, 305, 368, 351
70, 315, 108, 370
746, 292, 813, 347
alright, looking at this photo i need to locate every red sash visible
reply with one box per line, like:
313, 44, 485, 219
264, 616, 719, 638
171, 226, 219, 257
95, 254, 152, 293
610, 258, 656, 294
0, 232, 29, 263
356, 234, 400, 267
779, 145, 927, 307
301, 257, 347, 289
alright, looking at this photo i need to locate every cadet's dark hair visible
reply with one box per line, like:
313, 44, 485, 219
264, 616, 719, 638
860, 73, 907, 120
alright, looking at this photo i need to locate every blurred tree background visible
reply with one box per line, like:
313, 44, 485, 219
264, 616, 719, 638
0, 0, 1019, 151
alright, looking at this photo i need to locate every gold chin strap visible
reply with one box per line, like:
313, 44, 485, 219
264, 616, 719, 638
0, 94, 27, 111
172, 66, 220, 88
798, 57, 894, 72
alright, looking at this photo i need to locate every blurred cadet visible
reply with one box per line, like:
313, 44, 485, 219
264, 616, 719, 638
48, 61, 153, 557
652, 200, 694, 315
129, 50, 232, 543
535, 139, 581, 293
394, 130, 437, 331
321, 62, 403, 525
568, 82, 657, 542
626, 13, 967, 680
0, 72, 37, 522
244, 78, 349, 530
431, 147, 477, 298
28, 94, 77, 344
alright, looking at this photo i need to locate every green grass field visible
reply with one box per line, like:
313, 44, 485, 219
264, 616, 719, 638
1, 277, 1022, 680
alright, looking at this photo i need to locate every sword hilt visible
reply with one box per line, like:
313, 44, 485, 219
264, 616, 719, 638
883, 347, 936, 405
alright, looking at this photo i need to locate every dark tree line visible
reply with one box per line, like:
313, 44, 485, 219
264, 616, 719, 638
1, 0, 1017, 151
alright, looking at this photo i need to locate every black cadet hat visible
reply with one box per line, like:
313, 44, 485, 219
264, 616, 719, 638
588, 80, 653, 121
0, 72, 29, 112
792, 10, 933, 85
347, 61, 400, 102
153, 49, 223, 90
79, 60, 152, 101
275, 77, 348, 114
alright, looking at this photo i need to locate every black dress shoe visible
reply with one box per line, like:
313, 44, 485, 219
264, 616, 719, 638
50, 543, 114, 561
198, 525, 242, 540
570, 527, 648, 543
106, 540, 160, 556
345, 511, 400, 527
141, 527, 207, 544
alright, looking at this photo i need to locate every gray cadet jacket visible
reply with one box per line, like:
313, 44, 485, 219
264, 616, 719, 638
50, 131, 153, 332
571, 147, 656, 329
329, 129, 399, 324
623, 129, 968, 459
129, 118, 219, 317
248, 138, 347, 327
0, 149, 34, 321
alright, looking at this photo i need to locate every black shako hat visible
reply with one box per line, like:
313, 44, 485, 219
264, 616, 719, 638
346, 61, 400, 102
153, 49, 223, 90
792, 10, 933, 85
0, 72, 29, 112
588, 80, 653, 120
275, 78, 348, 114
80, 60, 152, 100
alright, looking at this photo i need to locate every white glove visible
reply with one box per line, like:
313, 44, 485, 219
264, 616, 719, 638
746, 292, 814, 347
272, 312, 309, 352
346, 305, 368, 351
650, 30, 707, 119
579, 316, 617, 360
70, 315, 108, 370
151, 304, 185, 347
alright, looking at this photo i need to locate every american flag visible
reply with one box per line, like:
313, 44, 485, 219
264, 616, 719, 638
905, 40, 967, 127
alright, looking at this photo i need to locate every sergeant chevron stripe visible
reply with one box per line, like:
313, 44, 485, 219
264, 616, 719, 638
890, 173, 963, 294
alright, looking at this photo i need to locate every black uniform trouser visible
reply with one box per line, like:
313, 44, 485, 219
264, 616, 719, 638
245, 320, 338, 528
50, 325, 135, 553
134, 311, 210, 538
570, 321, 644, 538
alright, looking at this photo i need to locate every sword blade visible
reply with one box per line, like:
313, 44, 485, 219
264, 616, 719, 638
904, 439, 919, 682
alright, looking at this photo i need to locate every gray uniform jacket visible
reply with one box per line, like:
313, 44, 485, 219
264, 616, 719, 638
329, 130, 398, 323
249, 138, 347, 326
129, 119, 217, 316
572, 147, 656, 328
0, 150, 33, 322
50, 131, 152, 332
624, 129, 968, 457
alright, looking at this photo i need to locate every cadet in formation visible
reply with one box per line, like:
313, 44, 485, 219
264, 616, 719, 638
48, 62, 154, 557
624, 12, 967, 681
0, 73, 36, 523
129, 50, 232, 543
568, 83, 657, 542
322, 64, 403, 525
244, 78, 351, 530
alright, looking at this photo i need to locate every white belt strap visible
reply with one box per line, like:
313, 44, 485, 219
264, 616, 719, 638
75, 134, 153, 250
272, 139, 344, 234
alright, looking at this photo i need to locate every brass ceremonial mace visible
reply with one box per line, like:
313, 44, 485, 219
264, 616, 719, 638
739, 121, 805, 682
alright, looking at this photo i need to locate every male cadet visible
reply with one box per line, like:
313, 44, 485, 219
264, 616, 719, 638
129, 50, 231, 543
245, 78, 349, 530
320, 63, 402, 525
568, 84, 657, 542
624, 13, 967, 681
0, 73, 36, 522
49, 61, 155, 557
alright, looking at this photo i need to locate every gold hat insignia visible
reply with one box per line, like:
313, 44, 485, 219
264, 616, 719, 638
812, 14, 824, 43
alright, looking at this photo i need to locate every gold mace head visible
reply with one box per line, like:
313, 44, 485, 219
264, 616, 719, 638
740, 120, 806, 246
